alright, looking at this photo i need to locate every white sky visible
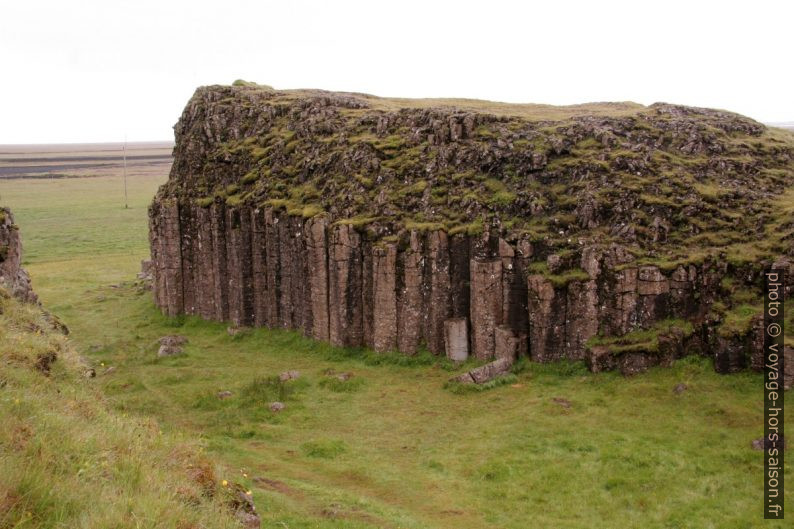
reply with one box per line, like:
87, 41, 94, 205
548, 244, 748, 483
1, 0, 792, 144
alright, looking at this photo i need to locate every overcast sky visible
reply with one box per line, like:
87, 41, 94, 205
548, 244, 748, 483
1, 0, 792, 144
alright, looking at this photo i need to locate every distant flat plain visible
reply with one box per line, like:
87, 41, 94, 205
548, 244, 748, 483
0, 141, 173, 179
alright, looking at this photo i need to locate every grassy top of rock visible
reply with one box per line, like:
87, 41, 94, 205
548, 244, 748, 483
160, 82, 794, 269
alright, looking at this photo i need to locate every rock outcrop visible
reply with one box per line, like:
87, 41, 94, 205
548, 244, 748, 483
150, 84, 794, 375
0, 207, 37, 304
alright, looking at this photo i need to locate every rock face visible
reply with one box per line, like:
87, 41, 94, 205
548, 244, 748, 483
0, 208, 37, 304
149, 84, 794, 375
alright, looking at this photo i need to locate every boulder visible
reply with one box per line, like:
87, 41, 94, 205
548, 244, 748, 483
157, 335, 186, 357
451, 356, 513, 385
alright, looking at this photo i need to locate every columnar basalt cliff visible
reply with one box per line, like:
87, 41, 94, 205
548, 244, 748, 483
150, 83, 794, 377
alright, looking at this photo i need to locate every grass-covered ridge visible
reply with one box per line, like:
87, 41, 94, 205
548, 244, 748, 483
0, 286, 244, 528
161, 83, 794, 273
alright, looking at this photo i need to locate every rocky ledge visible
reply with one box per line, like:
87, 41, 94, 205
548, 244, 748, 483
149, 83, 794, 379
0, 207, 37, 304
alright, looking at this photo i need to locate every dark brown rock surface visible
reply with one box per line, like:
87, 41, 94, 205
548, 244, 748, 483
0, 207, 37, 304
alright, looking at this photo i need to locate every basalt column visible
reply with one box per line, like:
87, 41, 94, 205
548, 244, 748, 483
498, 239, 529, 355
250, 208, 270, 327
564, 280, 598, 359
449, 235, 471, 320
372, 243, 397, 352
424, 230, 452, 354
527, 275, 565, 362
306, 216, 330, 341
397, 232, 425, 354
361, 241, 375, 350
209, 203, 229, 321
276, 213, 295, 329
470, 259, 503, 360
225, 207, 255, 327
263, 209, 281, 327
152, 201, 184, 317
194, 206, 217, 320
148, 205, 163, 310
287, 215, 310, 335
328, 223, 364, 347
179, 204, 198, 315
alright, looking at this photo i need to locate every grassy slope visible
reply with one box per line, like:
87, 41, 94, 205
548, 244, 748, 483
1, 174, 791, 528
0, 284, 239, 529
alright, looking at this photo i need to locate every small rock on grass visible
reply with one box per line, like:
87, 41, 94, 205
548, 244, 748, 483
673, 383, 688, 394
269, 401, 285, 412
751, 435, 787, 451
279, 370, 300, 382
158, 335, 187, 357
158, 344, 183, 357
217, 390, 233, 399
552, 397, 572, 408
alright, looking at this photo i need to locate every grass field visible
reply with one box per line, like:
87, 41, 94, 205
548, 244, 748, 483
0, 170, 791, 529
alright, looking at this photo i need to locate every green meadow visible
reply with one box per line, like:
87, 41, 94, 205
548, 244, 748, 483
0, 174, 790, 529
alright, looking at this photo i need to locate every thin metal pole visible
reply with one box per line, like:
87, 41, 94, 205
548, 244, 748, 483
123, 136, 128, 209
